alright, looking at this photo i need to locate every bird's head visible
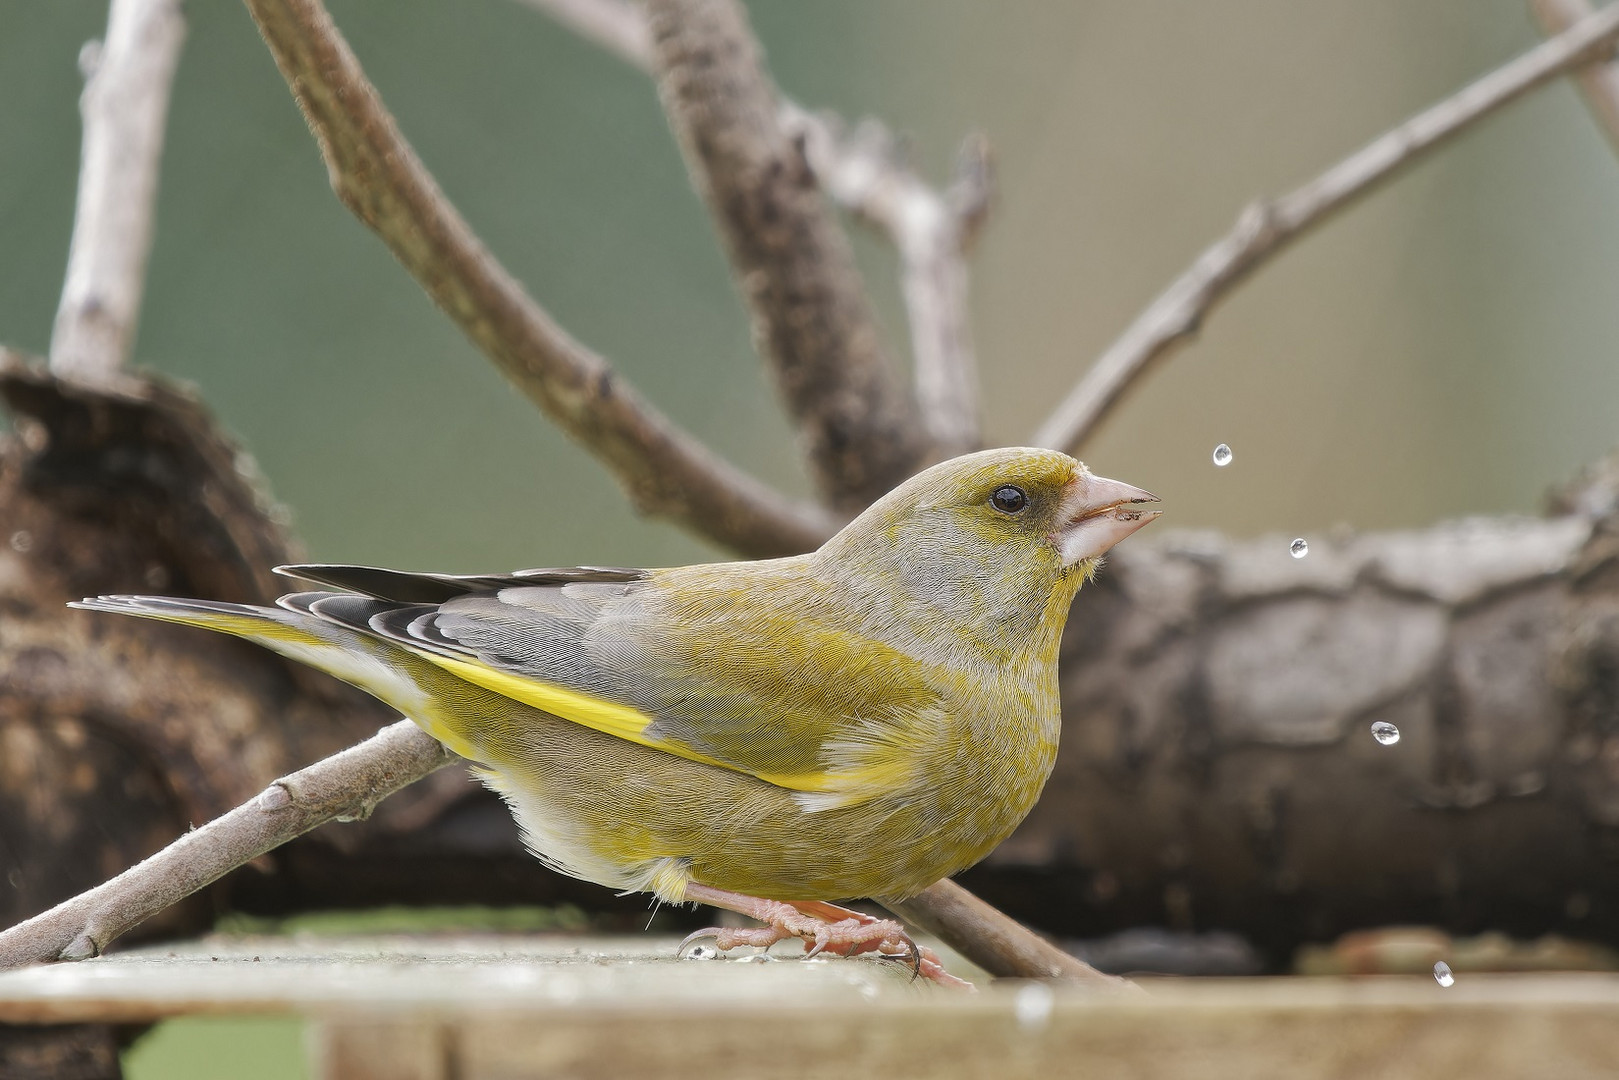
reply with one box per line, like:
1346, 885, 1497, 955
816, 447, 1159, 656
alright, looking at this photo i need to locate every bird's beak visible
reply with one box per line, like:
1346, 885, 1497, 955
1054, 473, 1161, 566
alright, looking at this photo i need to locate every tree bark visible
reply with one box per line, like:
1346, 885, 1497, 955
6, 350, 1618, 972
965, 461, 1619, 966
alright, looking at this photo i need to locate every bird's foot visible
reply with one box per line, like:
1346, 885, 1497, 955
678, 884, 972, 988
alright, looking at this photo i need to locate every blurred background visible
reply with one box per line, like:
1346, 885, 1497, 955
3, 0, 1617, 574
5, 4, 1618, 1075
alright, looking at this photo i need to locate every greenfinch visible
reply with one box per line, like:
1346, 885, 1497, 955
75, 447, 1157, 982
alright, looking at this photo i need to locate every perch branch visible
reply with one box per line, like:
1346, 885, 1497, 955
49, 0, 185, 383
879, 881, 1133, 991
241, 0, 833, 558
1, 717, 1115, 986
0, 720, 453, 970
522, 0, 986, 457
1032, 0, 1619, 454
646, 0, 929, 510
1529, 0, 1619, 158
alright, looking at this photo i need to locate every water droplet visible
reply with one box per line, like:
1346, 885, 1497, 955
1212, 443, 1233, 467
9, 530, 32, 553
683, 943, 718, 961
1371, 721, 1401, 746
1290, 538, 1309, 559
1433, 961, 1454, 987
1014, 981, 1055, 1030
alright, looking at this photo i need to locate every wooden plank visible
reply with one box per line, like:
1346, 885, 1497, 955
1, 937, 1616, 1079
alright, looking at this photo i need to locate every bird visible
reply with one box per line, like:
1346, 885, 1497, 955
74, 447, 1158, 984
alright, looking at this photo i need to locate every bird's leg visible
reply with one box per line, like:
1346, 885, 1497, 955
678, 883, 972, 988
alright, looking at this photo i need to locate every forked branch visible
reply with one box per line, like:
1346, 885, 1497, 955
521, 0, 987, 459
646, 0, 928, 509
241, 0, 833, 558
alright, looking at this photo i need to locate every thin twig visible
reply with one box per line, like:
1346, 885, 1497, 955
1032, 1, 1619, 455
0, 721, 453, 970
241, 0, 833, 558
520, 0, 986, 458
513, 0, 653, 67
1529, 0, 1619, 158
49, 0, 186, 383
645, 0, 929, 510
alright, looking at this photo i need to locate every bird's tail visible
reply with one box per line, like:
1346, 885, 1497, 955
70, 594, 483, 760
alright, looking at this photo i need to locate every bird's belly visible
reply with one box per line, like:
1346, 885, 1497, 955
474, 705, 1056, 902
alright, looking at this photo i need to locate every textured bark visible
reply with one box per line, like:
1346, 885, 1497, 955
646, 0, 930, 510
0, 353, 406, 941
6, 347, 1619, 975
962, 459, 1619, 966
0, 353, 680, 961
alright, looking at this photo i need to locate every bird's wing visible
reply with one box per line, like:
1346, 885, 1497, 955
297, 563, 947, 809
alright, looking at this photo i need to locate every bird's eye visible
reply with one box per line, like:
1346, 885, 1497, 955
990, 485, 1028, 514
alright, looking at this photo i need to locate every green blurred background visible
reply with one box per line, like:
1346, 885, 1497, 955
4, 1, 1617, 575
6, 3, 1618, 1075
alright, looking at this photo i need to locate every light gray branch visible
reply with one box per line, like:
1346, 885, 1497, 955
513, 0, 653, 67
788, 111, 989, 456
1033, 1, 1619, 455
1529, 0, 1619, 160
0, 720, 453, 970
49, 0, 186, 383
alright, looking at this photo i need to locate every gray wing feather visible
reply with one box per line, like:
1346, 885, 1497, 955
276, 564, 646, 604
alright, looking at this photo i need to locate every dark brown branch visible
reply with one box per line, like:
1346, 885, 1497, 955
1033, 1, 1619, 454
49, 0, 186, 383
0, 721, 451, 969
520, 0, 987, 456
1529, 0, 1619, 159
241, 0, 833, 558
645, 0, 929, 510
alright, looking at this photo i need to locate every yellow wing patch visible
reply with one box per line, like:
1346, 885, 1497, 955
421, 652, 899, 798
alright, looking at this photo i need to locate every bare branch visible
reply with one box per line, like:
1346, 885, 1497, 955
0, 721, 452, 970
522, 0, 986, 458
49, 0, 186, 384
1033, 1, 1619, 455
513, 0, 653, 68
879, 881, 1135, 992
645, 0, 929, 510
1529, 0, 1619, 159
0, 715, 1116, 985
241, 0, 833, 558
787, 110, 989, 457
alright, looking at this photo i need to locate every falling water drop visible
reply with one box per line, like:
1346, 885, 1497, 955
1433, 961, 1455, 987
1371, 721, 1401, 746
1212, 443, 1233, 467
1014, 981, 1056, 1031
1290, 538, 1309, 559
